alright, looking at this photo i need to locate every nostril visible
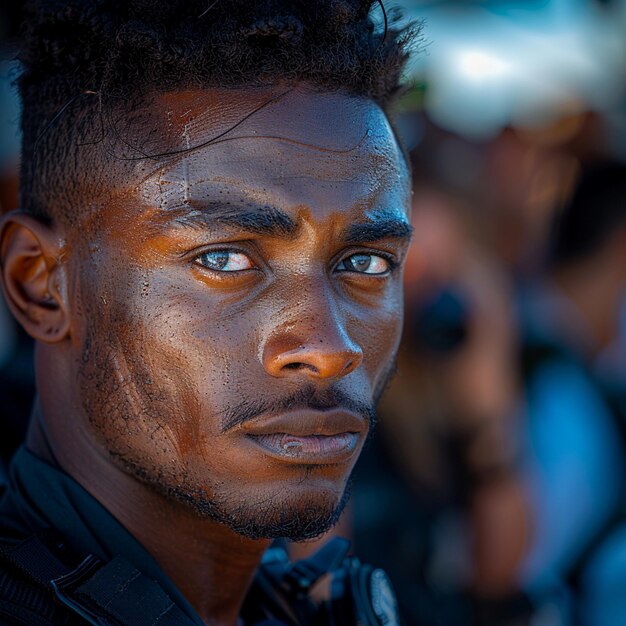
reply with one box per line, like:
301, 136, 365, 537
263, 338, 362, 379
281, 361, 319, 375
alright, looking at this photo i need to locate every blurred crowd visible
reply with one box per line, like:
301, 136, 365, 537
3, 1, 626, 625
344, 120, 626, 626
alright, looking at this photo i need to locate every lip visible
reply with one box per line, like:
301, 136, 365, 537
240, 410, 367, 464
248, 432, 361, 464
240, 409, 367, 437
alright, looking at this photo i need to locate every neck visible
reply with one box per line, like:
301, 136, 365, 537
27, 408, 269, 626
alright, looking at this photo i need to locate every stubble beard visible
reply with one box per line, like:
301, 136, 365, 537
79, 316, 397, 541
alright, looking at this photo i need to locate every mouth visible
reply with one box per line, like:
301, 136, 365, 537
241, 410, 366, 464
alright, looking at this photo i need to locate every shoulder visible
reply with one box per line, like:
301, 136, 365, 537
0, 531, 83, 626
0, 560, 79, 625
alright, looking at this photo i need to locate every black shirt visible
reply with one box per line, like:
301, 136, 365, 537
0, 446, 212, 625
0, 448, 365, 626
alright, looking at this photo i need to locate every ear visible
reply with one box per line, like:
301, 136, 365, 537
0, 211, 70, 343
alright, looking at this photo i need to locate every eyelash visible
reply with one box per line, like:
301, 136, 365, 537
337, 251, 398, 275
192, 245, 261, 275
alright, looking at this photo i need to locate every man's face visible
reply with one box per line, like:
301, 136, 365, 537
68, 85, 411, 540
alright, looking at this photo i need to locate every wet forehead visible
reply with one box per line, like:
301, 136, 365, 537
136, 86, 409, 217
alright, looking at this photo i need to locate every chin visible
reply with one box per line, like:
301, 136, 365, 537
169, 478, 351, 541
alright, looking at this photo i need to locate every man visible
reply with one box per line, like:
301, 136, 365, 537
0, 1, 415, 624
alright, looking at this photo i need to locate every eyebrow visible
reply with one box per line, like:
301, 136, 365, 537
341, 219, 413, 244
165, 201, 413, 244
169, 202, 298, 238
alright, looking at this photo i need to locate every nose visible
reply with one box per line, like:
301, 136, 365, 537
263, 336, 363, 380
262, 302, 363, 381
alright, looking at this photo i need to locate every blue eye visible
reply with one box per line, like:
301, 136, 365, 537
195, 250, 254, 272
337, 253, 390, 275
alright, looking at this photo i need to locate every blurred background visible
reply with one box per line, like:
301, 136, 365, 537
2, 1, 626, 625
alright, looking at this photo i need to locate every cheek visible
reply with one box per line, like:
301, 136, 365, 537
99, 276, 265, 446
72, 261, 212, 458
348, 285, 404, 375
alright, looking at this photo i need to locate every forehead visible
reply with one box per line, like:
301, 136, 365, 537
118, 85, 410, 225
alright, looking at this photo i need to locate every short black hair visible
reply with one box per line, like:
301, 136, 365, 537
11, 0, 417, 224
550, 161, 626, 266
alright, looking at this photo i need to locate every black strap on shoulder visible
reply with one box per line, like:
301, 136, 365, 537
0, 531, 196, 626
53, 555, 195, 626
0, 530, 76, 588
1, 531, 387, 626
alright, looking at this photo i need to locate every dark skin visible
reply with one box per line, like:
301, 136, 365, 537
0, 85, 411, 625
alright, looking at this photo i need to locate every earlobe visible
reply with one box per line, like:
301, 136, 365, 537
0, 212, 70, 343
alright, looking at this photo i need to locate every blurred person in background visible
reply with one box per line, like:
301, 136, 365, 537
519, 161, 626, 626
